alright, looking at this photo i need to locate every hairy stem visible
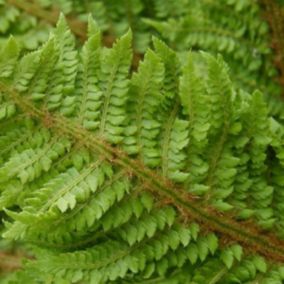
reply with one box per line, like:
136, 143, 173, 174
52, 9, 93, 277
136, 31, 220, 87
0, 251, 24, 272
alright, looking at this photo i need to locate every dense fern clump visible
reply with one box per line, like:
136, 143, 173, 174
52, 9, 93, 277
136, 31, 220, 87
0, 3, 276, 72
3, 0, 284, 122
0, 15, 284, 283
146, 0, 275, 87
0, 0, 151, 51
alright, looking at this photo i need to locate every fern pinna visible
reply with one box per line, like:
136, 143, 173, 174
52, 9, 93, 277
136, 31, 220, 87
1, 15, 284, 283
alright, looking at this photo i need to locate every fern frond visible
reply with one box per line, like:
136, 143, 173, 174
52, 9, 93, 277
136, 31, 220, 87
1, 16, 284, 283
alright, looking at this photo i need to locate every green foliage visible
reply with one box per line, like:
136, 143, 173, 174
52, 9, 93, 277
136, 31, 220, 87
0, 16, 284, 283
0, 0, 150, 52
145, 0, 279, 96
1, 0, 282, 110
